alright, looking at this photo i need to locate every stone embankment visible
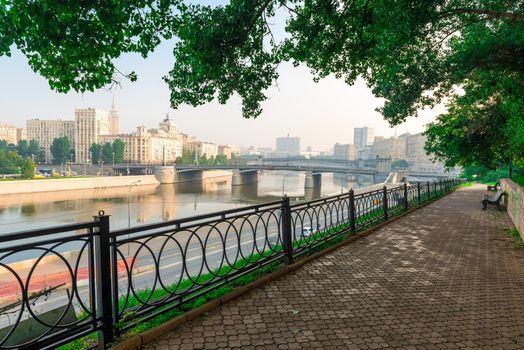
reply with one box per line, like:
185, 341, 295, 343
0, 175, 159, 195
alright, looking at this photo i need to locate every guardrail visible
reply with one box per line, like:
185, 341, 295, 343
0, 179, 461, 349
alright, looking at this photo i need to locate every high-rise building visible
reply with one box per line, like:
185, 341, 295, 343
74, 107, 119, 163
0, 123, 18, 145
27, 119, 75, 163
276, 134, 301, 156
354, 127, 374, 159
333, 143, 356, 161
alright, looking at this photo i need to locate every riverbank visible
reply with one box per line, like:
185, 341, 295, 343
0, 170, 234, 195
0, 175, 160, 195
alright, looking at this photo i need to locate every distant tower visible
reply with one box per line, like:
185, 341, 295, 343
109, 93, 120, 134
159, 110, 177, 136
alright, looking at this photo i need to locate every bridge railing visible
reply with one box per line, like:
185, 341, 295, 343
0, 179, 461, 349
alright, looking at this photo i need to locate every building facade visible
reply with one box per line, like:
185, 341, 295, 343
0, 123, 18, 145
99, 115, 182, 165
27, 119, 75, 163
405, 133, 444, 171
186, 141, 218, 159
354, 127, 374, 159
218, 145, 234, 159
333, 143, 356, 161
74, 108, 120, 163
276, 134, 301, 157
16, 128, 27, 143
371, 135, 407, 160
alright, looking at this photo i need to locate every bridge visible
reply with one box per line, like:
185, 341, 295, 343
111, 163, 453, 192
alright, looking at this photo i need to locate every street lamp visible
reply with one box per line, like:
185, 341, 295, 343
127, 180, 141, 255
101, 160, 104, 177
282, 174, 291, 196
112, 152, 115, 167
127, 180, 142, 228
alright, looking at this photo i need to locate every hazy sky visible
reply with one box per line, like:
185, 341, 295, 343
0, 3, 444, 151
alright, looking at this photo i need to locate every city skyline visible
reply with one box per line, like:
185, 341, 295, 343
0, 49, 443, 152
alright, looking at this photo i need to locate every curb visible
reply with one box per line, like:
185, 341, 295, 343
110, 190, 455, 349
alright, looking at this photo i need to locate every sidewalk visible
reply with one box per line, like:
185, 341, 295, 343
145, 184, 524, 349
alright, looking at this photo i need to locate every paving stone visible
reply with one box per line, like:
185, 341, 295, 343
142, 185, 524, 349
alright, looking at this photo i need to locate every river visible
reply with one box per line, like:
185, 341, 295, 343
0, 170, 373, 234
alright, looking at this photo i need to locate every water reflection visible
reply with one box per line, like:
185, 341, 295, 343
0, 171, 373, 234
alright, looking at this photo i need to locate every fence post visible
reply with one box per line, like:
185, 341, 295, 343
427, 181, 431, 199
349, 189, 356, 233
383, 186, 388, 220
93, 211, 114, 349
403, 183, 408, 211
417, 182, 421, 205
281, 196, 293, 264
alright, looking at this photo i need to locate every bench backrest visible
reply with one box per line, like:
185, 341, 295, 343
492, 189, 505, 201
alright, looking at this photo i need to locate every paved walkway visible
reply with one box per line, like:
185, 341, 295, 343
144, 185, 524, 350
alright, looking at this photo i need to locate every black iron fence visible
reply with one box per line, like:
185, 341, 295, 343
0, 179, 461, 349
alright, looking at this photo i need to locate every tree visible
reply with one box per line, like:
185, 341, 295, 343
425, 70, 524, 170
16, 140, 29, 158
175, 148, 193, 165
21, 159, 36, 179
3, 1, 523, 170
112, 139, 125, 164
2, 1, 523, 120
50, 136, 71, 164
90, 143, 102, 164
101, 142, 114, 164
0, 149, 22, 174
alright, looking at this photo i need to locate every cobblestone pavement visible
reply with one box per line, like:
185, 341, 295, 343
144, 185, 524, 350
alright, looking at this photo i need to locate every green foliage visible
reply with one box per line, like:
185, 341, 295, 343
0, 141, 38, 177
460, 165, 509, 183
175, 148, 194, 165
101, 142, 113, 164
3, 1, 523, 123
89, 143, 102, 164
0, 149, 22, 174
425, 71, 524, 169
50, 136, 71, 164
112, 139, 125, 164
21, 159, 36, 179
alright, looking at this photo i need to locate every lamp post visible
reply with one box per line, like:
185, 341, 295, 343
282, 174, 290, 196
101, 160, 104, 177
127, 180, 142, 228
112, 152, 115, 167
127, 180, 141, 255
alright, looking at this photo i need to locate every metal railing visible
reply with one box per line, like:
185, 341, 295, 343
0, 179, 461, 349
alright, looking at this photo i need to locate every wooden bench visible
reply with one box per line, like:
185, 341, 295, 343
487, 182, 499, 191
482, 189, 506, 210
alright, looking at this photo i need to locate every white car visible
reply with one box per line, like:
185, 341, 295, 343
302, 226, 312, 237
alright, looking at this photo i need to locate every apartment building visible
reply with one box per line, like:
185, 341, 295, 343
27, 119, 75, 163
0, 123, 18, 144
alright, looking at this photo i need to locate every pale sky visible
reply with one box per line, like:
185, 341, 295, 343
0, 2, 444, 152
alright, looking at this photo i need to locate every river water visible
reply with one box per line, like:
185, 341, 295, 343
0, 170, 373, 234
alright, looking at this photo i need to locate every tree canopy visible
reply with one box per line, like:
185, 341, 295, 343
2, 0, 523, 168
50, 136, 71, 164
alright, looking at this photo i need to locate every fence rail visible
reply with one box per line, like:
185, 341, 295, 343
0, 179, 461, 349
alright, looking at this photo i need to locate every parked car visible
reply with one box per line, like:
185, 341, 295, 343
302, 226, 312, 237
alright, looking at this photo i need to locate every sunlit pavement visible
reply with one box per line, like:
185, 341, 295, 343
144, 184, 524, 349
